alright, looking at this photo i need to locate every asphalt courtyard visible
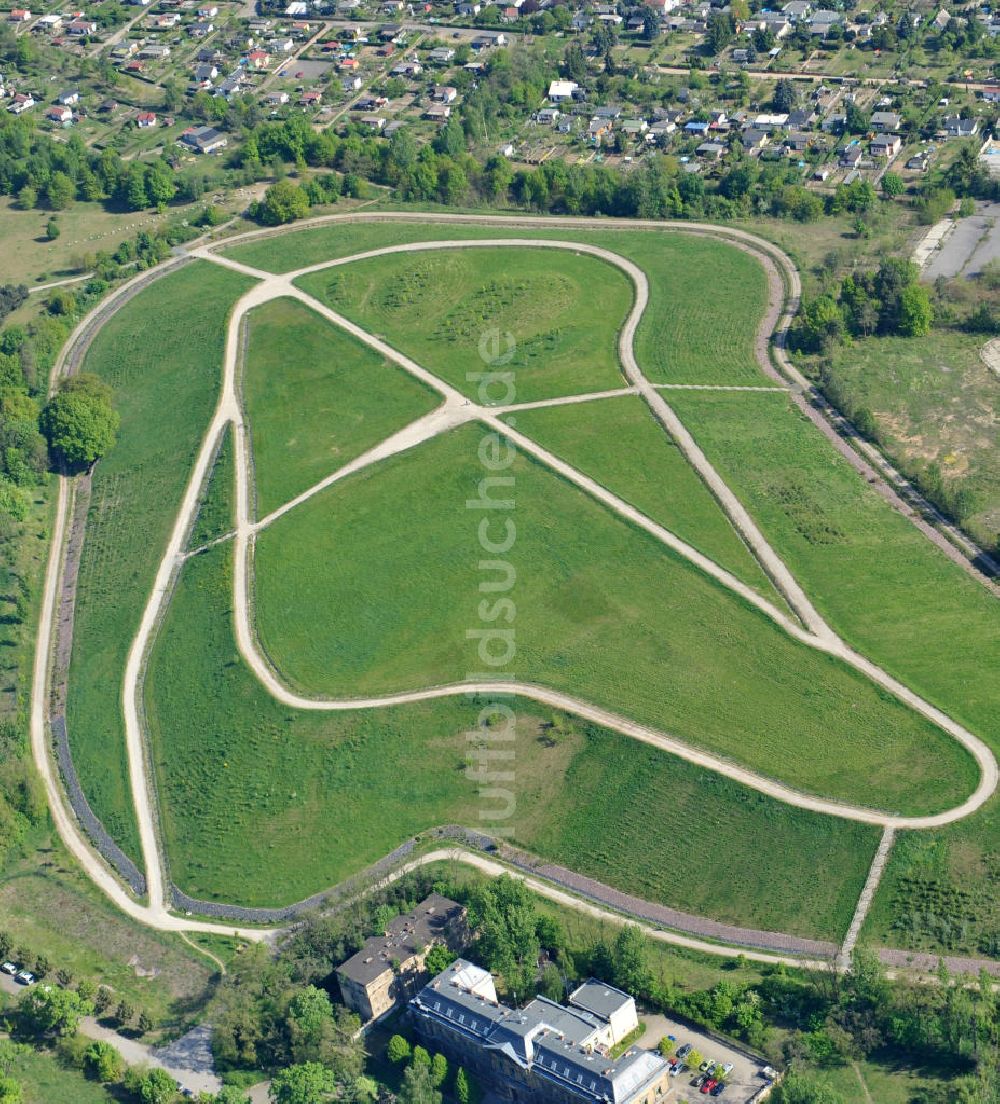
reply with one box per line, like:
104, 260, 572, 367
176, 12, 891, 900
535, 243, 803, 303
638, 1012, 769, 1103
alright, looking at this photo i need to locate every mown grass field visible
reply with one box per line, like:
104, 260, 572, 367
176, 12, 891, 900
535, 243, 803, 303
253, 422, 976, 814
146, 543, 875, 938
665, 391, 1000, 956
505, 395, 778, 599
296, 247, 633, 403
67, 261, 254, 860
236, 220, 770, 385
242, 297, 438, 517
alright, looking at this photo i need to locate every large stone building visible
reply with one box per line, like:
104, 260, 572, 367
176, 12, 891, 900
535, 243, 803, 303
336, 894, 468, 1022
410, 959, 672, 1104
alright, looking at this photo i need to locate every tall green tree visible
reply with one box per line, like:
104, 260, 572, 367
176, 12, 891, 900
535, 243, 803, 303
41, 373, 119, 469
269, 1062, 336, 1104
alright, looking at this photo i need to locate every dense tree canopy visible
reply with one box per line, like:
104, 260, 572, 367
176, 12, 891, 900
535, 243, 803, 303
40, 373, 119, 469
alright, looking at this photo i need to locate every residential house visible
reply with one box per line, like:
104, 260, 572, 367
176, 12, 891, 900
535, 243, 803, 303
933, 7, 950, 29
782, 0, 812, 20
246, 48, 270, 68
588, 117, 612, 143
299, 89, 321, 105
8, 8, 31, 21
66, 18, 98, 35
427, 45, 454, 63
838, 141, 862, 167
391, 59, 422, 76
180, 124, 227, 152
8, 93, 34, 114
785, 107, 815, 129
264, 89, 290, 105
198, 4, 218, 15
626, 14, 645, 32
336, 895, 468, 1022
471, 30, 506, 47
871, 110, 901, 130
137, 110, 157, 127
341, 74, 362, 91
943, 114, 978, 137
535, 106, 560, 124
46, 104, 72, 123
981, 86, 1000, 103
58, 88, 80, 105
424, 102, 451, 120
361, 113, 386, 130
870, 132, 901, 157
137, 42, 171, 58
432, 84, 457, 103
809, 9, 841, 33
547, 79, 578, 102
409, 961, 670, 1104
742, 127, 768, 150
784, 131, 811, 152
35, 13, 63, 30
696, 139, 726, 159
151, 11, 180, 26
620, 118, 648, 137
907, 150, 930, 171
194, 63, 218, 83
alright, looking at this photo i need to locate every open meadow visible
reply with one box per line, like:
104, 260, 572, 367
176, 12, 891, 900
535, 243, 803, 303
146, 540, 876, 938
56, 217, 996, 954
297, 246, 633, 403
291, 227, 770, 387
504, 394, 779, 599
253, 421, 975, 815
666, 390, 1000, 956
242, 297, 438, 516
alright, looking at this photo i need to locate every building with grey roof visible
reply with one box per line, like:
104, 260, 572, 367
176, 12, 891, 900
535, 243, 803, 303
410, 960, 670, 1104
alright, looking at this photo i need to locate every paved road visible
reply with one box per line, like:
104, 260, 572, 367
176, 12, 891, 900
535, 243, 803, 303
0, 974, 222, 1095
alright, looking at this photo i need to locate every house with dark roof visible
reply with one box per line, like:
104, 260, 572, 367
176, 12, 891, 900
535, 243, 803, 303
336, 894, 468, 1023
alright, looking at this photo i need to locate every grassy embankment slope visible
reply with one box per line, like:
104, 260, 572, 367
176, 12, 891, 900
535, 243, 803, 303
253, 422, 976, 816
67, 261, 255, 860
147, 534, 877, 937
666, 391, 1000, 958
242, 297, 439, 517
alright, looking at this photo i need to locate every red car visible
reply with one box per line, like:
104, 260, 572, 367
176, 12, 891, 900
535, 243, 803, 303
701, 1080, 718, 1095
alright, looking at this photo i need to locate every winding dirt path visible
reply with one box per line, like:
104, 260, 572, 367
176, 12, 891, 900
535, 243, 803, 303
204, 239, 996, 839
30, 214, 999, 959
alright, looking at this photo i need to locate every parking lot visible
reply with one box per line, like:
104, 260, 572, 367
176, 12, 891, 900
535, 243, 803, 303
923, 201, 1000, 281
638, 1013, 773, 1103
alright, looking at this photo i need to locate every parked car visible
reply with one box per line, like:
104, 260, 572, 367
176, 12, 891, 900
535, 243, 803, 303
711, 1083, 727, 1097
677, 1043, 692, 1059
1, 963, 17, 975
14, 970, 35, 986
701, 1079, 718, 1095
721, 1063, 734, 1076
692, 1074, 707, 1088
669, 1063, 685, 1078
761, 1066, 779, 1081
699, 1059, 715, 1073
